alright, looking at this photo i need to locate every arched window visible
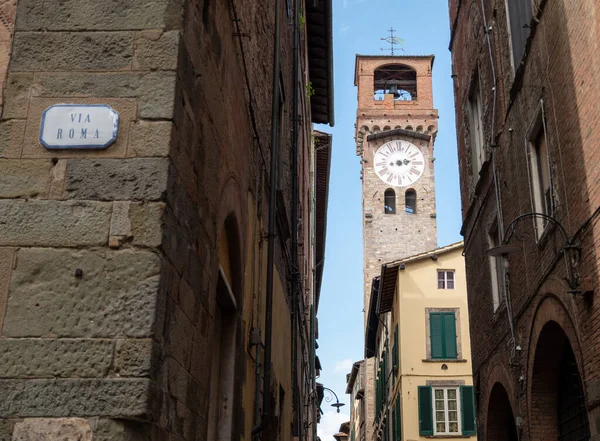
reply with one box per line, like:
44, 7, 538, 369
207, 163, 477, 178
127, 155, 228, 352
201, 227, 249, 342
208, 220, 241, 441
373, 64, 417, 101
384, 189, 396, 214
405, 189, 417, 214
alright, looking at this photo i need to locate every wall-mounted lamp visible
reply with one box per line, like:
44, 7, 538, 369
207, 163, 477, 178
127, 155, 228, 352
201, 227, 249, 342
487, 212, 586, 294
308, 384, 345, 414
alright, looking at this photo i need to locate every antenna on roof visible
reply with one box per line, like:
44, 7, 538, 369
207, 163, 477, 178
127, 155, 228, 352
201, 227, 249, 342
380, 27, 404, 56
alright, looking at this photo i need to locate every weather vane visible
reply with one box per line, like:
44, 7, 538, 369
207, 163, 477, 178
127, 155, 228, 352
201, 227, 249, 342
380, 27, 404, 55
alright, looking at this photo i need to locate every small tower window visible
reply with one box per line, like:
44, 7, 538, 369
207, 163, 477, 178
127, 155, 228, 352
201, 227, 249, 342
373, 64, 417, 101
384, 189, 396, 214
405, 189, 417, 214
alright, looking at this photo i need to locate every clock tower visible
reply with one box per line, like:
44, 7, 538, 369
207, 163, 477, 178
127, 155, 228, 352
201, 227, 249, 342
355, 55, 439, 316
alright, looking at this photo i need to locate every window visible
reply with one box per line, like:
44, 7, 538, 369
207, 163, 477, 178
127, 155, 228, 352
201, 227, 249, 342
373, 64, 417, 101
434, 388, 461, 435
506, 0, 533, 71
430, 312, 457, 359
384, 189, 396, 214
527, 100, 554, 237
405, 189, 417, 214
488, 222, 503, 311
437, 270, 455, 289
468, 78, 485, 178
418, 386, 476, 437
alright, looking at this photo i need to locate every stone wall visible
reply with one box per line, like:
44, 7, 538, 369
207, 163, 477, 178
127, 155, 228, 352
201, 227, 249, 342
0, 0, 321, 440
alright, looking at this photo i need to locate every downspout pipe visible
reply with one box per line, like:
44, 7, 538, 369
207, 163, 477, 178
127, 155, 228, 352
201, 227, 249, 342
253, 0, 281, 436
291, 0, 301, 436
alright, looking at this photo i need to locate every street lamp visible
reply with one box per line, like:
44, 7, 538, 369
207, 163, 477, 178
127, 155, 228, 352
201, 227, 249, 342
487, 212, 583, 293
310, 384, 345, 413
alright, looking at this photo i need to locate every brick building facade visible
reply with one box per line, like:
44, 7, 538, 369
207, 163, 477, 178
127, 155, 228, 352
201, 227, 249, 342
0, 1, 333, 441
449, 0, 600, 439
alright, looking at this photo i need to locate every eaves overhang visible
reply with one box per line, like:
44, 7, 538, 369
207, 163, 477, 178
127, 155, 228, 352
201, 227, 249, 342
306, 0, 334, 126
345, 360, 363, 394
314, 131, 332, 311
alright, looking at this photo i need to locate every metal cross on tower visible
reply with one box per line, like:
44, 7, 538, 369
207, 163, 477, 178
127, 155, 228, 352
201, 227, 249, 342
380, 27, 404, 55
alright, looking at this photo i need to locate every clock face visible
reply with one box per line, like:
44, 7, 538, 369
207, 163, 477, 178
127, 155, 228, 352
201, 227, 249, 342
373, 140, 425, 187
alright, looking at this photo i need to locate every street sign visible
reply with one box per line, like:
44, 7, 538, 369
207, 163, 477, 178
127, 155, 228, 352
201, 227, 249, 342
40, 104, 119, 150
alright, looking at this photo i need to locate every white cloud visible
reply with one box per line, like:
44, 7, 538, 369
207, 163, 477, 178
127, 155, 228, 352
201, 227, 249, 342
333, 358, 353, 373
318, 410, 349, 441
339, 25, 351, 36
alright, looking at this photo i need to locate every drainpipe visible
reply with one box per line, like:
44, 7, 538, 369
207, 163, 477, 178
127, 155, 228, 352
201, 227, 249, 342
253, 0, 281, 436
291, 0, 301, 436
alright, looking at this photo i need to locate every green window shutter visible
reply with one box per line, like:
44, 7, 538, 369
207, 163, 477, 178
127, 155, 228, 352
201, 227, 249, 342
392, 406, 396, 441
444, 313, 458, 359
418, 386, 433, 436
395, 395, 402, 441
461, 386, 477, 436
430, 313, 444, 358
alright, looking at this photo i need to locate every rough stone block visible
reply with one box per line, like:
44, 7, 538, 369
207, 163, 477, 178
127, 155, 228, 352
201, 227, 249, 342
12, 418, 92, 441
2, 72, 33, 119
130, 202, 165, 247
65, 158, 169, 201
128, 121, 173, 158
10, 32, 134, 72
138, 72, 176, 119
0, 159, 52, 198
92, 418, 150, 441
16, 0, 180, 31
0, 339, 113, 378
0, 120, 26, 158
47, 160, 67, 200
22, 98, 135, 159
30, 72, 176, 120
0, 200, 111, 247
2, 248, 160, 338
110, 201, 133, 238
114, 339, 153, 377
133, 30, 179, 71
0, 419, 17, 441
0, 379, 150, 417
0, 247, 14, 338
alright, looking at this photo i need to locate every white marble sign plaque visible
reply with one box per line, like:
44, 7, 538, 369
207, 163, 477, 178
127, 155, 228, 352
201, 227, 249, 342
40, 104, 119, 150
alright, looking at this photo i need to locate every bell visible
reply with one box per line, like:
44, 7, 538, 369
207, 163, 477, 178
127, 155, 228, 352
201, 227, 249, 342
388, 84, 400, 98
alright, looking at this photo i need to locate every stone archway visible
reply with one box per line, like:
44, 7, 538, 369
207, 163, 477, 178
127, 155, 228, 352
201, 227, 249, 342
486, 383, 518, 441
530, 321, 590, 441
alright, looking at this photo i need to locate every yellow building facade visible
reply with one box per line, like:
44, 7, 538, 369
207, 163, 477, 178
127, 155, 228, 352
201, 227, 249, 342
366, 242, 477, 441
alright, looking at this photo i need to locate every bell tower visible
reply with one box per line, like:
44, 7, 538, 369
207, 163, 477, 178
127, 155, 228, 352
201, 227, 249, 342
355, 55, 439, 315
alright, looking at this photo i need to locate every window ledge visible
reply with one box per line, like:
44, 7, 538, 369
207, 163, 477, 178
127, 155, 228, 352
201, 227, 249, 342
422, 359, 468, 363
426, 435, 475, 439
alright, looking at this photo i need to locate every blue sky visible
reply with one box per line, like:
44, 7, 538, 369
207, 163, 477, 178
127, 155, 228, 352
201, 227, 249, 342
316, 0, 462, 438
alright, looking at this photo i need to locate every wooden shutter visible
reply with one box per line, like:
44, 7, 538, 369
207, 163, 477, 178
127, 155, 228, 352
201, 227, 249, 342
443, 313, 458, 359
430, 313, 443, 358
392, 406, 396, 441
395, 395, 402, 441
461, 386, 477, 435
418, 386, 433, 436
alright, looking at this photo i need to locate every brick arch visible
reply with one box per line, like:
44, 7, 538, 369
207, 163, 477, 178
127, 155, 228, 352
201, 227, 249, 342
526, 290, 587, 441
486, 382, 519, 441
210, 173, 247, 441
481, 358, 520, 437
216, 174, 247, 304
